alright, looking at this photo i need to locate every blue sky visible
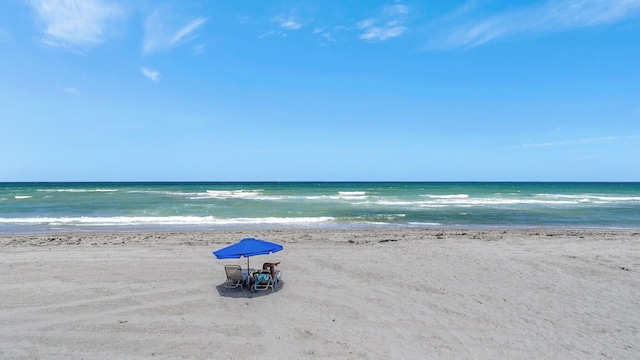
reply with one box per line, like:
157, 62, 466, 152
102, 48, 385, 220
1, 0, 639, 181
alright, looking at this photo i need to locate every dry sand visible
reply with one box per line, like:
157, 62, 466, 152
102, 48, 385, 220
1, 229, 639, 359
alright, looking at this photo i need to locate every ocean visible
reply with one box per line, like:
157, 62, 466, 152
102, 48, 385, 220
1, 182, 639, 234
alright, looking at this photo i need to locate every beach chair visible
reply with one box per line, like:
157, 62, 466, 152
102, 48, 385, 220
251, 271, 274, 292
224, 265, 245, 289
272, 269, 282, 287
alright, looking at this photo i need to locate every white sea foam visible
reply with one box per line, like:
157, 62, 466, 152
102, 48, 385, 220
127, 190, 197, 197
376, 200, 431, 206
14, 196, 33, 199
304, 191, 369, 201
37, 188, 118, 193
188, 190, 289, 201
375, 198, 581, 207
423, 194, 469, 199
341, 196, 368, 200
339, 191, 367, 196
0, 216, 335, 227
408, 222, 442, 227
306, 193, 368, 201
381, 214, 406, 220
196, 190, 265, 199
208, 217, 334, 226
535, 194, 640, 203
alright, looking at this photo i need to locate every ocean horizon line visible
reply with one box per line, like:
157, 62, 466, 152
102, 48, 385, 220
3, 181, 639, 184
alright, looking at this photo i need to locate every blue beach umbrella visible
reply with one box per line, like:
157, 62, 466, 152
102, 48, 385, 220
213, 238, 283, 275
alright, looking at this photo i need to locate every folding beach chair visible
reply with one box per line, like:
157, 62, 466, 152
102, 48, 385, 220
224, 265, 246, 289
251, 271, 274, 292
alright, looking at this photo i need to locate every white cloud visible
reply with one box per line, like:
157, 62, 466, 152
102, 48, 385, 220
357, 4, 409, 41
321, 32, 336, 42
61, 87, 80, 96
141, 67, 160, 82
357, 19, 376, 29
143, 12, 207, 54
311, 27, 337, 42
360, 23, 407, 41
272, 15, 303, 30
170, 17, 207, 45
259, 30, 278, 39
30, 0, 123, 49
436, 0, 640, 49
259, 30, 290, 39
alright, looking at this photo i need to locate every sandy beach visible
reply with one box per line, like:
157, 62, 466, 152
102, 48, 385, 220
1, 229, 639, 359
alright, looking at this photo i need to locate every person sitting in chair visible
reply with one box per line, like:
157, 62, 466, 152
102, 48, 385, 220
262, 262, 280, 280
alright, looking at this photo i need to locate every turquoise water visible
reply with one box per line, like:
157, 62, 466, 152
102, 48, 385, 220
1, 182, 639, 233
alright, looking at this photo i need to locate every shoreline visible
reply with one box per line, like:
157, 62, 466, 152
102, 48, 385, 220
2, 227, 640, 249
2, 228, 639, 358
2, 226, 640, 244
